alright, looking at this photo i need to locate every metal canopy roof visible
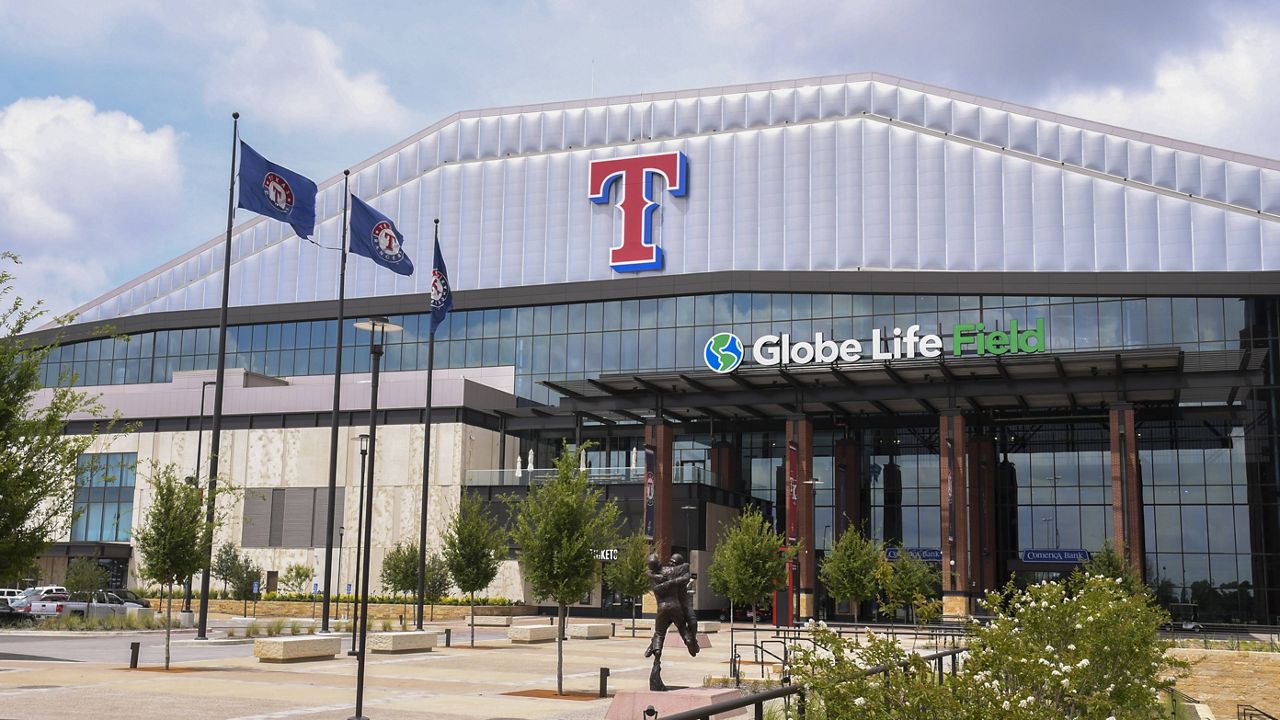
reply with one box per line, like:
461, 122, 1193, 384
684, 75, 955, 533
499, 348, 1266, 426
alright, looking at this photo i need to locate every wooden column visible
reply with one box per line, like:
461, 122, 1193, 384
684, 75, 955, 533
786, 416, 816, 620
1109, 403, 1145, 578
939, 410, 972, 616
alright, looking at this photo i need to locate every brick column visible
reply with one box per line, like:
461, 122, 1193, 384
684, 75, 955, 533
786, 416, 816, 620
710, 440, 736, 492
1109, 403, 1145, 578
835, 437, 863, 536
939, 410, 972, 616
967, 436, 998, 595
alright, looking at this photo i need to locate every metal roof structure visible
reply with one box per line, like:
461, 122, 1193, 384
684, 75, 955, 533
495, 348, 1265, 429
60, 72, 1280, 329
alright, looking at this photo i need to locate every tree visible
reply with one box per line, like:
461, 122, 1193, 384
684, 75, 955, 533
1081, 540, 1147, 598
604, 533, 652, 637
442, 492, 506, 648
280, 563, 314, 595
0, 253, 115, 583
510, 443, 622, 696
212, 543, 241, 596
876, 547, 939, 623
133, 463, 209, 670
819, 528, 881, 623
65, 557, 110, 616
708, 506, 793, 655
419, 551, 452, 622
380, 541, 419, 617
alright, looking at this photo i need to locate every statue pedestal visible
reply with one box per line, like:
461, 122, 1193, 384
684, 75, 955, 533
605, 688, 746, 720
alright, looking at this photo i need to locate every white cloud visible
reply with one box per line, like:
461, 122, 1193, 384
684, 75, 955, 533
203, 22, 414, 135
1044, 20, 1280, 160
0, 97, 183, 316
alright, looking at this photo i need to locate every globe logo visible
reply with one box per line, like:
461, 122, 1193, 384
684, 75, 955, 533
703, 332, 744, 373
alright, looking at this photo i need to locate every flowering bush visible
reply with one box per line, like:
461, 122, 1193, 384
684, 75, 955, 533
790, 574, 1185, 720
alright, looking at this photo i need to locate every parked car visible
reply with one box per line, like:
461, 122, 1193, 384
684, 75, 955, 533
10, 592, 69, 618
0, 588, 21, 601
107, 589, 151, 608
0, 601, 34, 626
59, 591, 144, 618
16, 586, 68, 601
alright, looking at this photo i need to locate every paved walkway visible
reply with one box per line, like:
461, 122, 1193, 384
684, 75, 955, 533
0, 620, 758, 720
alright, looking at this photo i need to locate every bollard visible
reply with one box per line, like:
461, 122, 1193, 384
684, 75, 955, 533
444, 628, 452, 647
644, 705, 657, 718
598, 667, 610, 698
129, 641, 140, 669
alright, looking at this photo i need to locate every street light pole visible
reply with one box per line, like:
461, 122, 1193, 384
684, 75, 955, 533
349, 317, 400, 720
350, 433, 369, 654
184, 380, 216, 615
335, 525, 345, 615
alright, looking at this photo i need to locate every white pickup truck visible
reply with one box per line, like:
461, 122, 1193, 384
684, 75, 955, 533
14, 591, 142, 619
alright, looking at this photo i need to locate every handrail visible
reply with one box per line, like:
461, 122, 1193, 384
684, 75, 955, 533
1238, 705, 1279, 720
651, 647, 968, 719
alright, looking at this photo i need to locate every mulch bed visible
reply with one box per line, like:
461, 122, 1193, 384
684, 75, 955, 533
501, 689, 605, 701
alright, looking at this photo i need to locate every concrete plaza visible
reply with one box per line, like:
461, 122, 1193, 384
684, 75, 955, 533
0, 619, 772, 720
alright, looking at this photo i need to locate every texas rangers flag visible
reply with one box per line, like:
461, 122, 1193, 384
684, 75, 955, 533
428, 235, 453, 334
349, 195, 414, 276
237, 141, 317, 239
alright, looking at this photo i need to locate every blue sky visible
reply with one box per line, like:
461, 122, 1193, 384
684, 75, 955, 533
2, 0, 1278, 315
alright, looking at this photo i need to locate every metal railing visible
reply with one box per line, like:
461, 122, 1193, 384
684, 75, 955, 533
1239, 705, 1279, 720
657, 645, 967, 720
464, 465, 716, 487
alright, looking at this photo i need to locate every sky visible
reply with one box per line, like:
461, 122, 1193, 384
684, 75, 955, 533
2, 0, 1278, 316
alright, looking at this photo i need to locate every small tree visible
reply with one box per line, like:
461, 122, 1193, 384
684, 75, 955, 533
380, 541, 419, 617
876, 547, 939, 623
510, 443, 622, 695
212, 543, 241, 597
604, 533, 652, 637
420, 551, 451, 622
133, 464, 209, 669
819, 528, 881, 623
709, 507, 793, 654
442, 492, 506, 647
280, 563, 314, 596
1081, 540, 1146, 598
65, 557, 110, 616
0, 253, 117, 583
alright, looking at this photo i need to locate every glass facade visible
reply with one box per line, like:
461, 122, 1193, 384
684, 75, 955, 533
71, 452, 137, 543
41, 294, 1249, 406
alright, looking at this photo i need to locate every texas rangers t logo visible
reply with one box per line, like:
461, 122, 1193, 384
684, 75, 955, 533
588, 151, 687, 273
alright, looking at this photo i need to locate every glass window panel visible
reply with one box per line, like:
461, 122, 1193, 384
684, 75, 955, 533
1171, 298, 1198, 344
518, 307, 535, 336
1050, 303, 1075, 351
638, 299, 658, 329
752, 293, 770, 322
467, 311, 484, 339
1197, 298, 1225, 342
603, 301, 622, 331
1181, 506, 1209, 553
713, 293, 733, 324
583, 303, 602, 332
466, 338, 483, 367
498, 307, 516, 337
620, 300, 639, 330
657, 329, 676, 369
619, 332, 638, 372
266, 323, 281, 350
771, 294, 790, 321
1146, 298, 1172, 345
482, 339, 499, 366
551, 304, 568, 334
601, 333, 620, 370
499, 339, 516, 366
1097, 302, 1123, 348
534, 306, 551, 334
694, 295, 713, 323
531, 336, 549, 372
1122, 299, 1147, 347
638, 329, 657, 369
565, 334, 584, 372
656, 297, 676, 326
481, 309, 499, 338
584, 333, 601, 371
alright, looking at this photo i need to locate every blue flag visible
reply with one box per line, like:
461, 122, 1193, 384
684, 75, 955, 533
237, 141, 317, 239
429, 235, 453, 334
349, 195, 414, 276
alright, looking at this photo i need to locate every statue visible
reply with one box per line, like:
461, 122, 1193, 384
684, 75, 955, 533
644, 552, 699, 691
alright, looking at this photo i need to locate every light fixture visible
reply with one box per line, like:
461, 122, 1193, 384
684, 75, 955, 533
353, 316, 404, 335
358, 434, 370, 454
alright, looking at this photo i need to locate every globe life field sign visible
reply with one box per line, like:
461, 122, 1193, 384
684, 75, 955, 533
703, 319, 1046, 371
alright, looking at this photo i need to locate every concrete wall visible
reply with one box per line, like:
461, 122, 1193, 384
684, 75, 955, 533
78, 420, 516, 600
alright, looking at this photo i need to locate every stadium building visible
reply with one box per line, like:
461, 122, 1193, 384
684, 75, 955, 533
24, 72, 1280, 624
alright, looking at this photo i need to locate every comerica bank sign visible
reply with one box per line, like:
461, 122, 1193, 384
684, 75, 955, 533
703, 319, 1047, 374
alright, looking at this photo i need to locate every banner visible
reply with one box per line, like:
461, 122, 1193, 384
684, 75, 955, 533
786, 440, 798, 544
643, 444, 656, 540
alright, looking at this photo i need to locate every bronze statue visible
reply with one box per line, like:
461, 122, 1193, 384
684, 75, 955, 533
644, 552, 699, 691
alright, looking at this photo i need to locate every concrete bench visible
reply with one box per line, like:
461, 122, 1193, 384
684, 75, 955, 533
622, 618, 654, 630
254, 635, 342, 663
126, 607, 155, 623
697, 621, 721, 633
368, 631, 437, 654
568, 623, 613, 639
508, 625, 558, 643
469, 615, 513, 627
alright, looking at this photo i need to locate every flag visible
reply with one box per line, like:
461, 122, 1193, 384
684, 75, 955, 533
237, 141, 317, 239
429, 233, 453, 333
349, 195, 414, 276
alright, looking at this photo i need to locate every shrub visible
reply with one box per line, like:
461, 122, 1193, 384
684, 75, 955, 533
380, 619, 392, 632
267, 618, 285, 637
289, 621, 301, 636
245, 621, 260, 637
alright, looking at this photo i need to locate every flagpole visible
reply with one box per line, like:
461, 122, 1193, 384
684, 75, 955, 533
319, 169, 352, 633
415, 218, 440, 630
196, 111, 239, 641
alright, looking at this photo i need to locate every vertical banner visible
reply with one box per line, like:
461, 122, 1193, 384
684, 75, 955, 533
643, 444, 657, 540
786, 440, 799, 544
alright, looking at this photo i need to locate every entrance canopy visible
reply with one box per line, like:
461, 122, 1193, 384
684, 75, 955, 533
495, 348, 1265, 429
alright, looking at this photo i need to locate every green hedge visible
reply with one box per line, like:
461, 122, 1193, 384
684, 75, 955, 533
135, 587, 521, 606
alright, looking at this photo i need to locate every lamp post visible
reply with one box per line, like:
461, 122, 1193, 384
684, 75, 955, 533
349, 316, 401, 720
350, 433, 369, 654
335, 525, 345, 615
184, 380, 216, 616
